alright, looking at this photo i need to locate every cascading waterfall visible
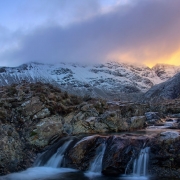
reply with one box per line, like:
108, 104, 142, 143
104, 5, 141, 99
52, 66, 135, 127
44, 139, 73, 167
89, 143, 106, 172
133, 147, 150, 176
1, 136, 153, 180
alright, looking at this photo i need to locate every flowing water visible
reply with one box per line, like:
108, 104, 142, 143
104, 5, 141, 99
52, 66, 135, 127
85, 143, 106, 178
89, 143, 106, 172
133, 147, 150, 176
1, 168, 179, 180
1, 135, 180, 180
43, 140, 73, 167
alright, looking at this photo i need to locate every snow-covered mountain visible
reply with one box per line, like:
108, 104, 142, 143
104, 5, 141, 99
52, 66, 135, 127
152, 64, 180, 81
0, 62, 179, 99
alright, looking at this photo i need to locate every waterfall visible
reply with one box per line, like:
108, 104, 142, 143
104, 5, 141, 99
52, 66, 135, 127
44, 140, 73, 167
133, 147, 150, 176
89, 143, 106, 172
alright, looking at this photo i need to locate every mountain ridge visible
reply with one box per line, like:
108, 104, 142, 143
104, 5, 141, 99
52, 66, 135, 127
0, 61, 179, 99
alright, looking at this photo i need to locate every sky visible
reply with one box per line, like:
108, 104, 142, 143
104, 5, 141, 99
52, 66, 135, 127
0, 0, 180, 67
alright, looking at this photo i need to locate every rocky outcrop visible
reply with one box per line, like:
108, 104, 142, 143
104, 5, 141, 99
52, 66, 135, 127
2, 82, 180, 176
147, 98, 180, 115
0, 124, 24, 173
145, 112, 164, 125
0, 82, 147, 175
102, 134, 150, 176
68, 135, 107, 170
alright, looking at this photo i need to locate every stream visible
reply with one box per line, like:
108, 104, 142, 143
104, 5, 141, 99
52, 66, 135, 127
1, 123, 180, 180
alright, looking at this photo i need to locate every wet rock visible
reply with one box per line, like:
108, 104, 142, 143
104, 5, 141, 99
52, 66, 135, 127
102, 135, 150, 176
149, 133, 180, 178
159, 131, 179, 141
68, 135, 106, 170
145, 112, 161, 124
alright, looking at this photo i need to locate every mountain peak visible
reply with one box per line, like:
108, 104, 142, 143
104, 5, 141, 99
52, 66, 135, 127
151, 63, 180, 81
152, 63, 177, 69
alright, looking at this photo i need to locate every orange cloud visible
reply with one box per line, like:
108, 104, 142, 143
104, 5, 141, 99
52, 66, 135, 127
107, 47, 180, 68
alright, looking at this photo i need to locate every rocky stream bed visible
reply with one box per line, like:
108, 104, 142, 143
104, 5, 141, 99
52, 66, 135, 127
1, 82, 180, 179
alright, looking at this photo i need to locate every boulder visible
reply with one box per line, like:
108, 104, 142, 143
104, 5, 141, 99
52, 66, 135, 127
129, 116, 146, 130
27, 116, 64, 147
145, 112, 162, 124
149, 132, 180, 178
21, 96, 44, 117
68, 135, 106, 170
159, 131, 179, 141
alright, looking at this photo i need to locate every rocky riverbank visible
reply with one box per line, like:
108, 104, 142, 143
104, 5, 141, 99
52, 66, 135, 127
1, 82, 180, 176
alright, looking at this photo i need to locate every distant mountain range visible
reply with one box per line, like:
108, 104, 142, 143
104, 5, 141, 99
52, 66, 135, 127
0, 62, 180, 99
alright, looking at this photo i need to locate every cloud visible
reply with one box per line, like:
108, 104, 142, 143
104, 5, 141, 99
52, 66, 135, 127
1, 0, 180, 67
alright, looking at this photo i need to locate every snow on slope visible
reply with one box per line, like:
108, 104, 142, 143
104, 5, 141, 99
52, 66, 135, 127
0, 61, 179, 99
152, 64, 180, 81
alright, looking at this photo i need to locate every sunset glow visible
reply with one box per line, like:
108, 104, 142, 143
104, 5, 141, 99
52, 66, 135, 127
145, 50, 180, 68
0, 0, 180, 67
108, 48, 180, 68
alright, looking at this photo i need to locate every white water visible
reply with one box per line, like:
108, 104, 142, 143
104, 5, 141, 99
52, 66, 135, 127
44, 140, 73, 167
73, 135, 95, 148
133, 147, 150, 176
85, 143, 106, 178
0, 167, 77, 180
89, 143, 106, 172
0, 138, 152, 180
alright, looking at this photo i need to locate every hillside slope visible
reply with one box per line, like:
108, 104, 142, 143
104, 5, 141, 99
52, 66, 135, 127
144, 72, 180, 102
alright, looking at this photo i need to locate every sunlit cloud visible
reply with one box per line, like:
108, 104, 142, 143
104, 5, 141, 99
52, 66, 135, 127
0, 0, 180, 67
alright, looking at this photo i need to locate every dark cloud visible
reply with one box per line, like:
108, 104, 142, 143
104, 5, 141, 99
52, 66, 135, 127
1, 0, 180, 66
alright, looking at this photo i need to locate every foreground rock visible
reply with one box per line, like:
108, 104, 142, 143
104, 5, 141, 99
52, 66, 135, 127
57, 131, 180, 178
0, 82, 147, 175
149, 131, 180, 178
1, 82, 180, 176
29, 131, 180, 178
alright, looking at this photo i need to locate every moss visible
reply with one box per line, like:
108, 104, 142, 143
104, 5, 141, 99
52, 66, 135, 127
30, 131, 38, 137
